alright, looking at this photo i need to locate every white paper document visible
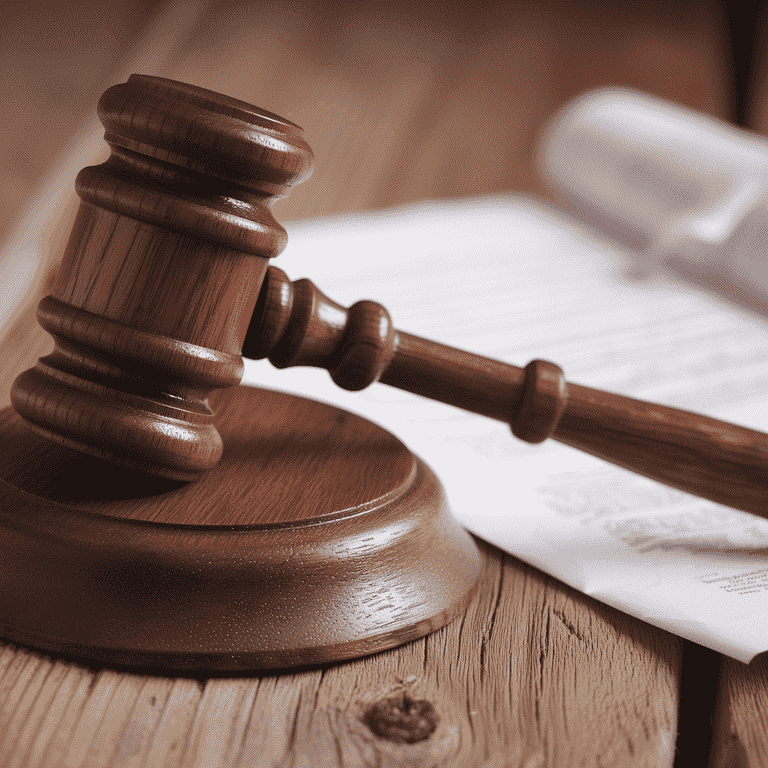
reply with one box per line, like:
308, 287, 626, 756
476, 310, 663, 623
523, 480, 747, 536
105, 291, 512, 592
243, 196, 768, 663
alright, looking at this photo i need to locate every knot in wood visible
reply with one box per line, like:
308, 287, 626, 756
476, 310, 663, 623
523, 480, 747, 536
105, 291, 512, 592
330, 300, 395, 391
362, 693, 439, 744
510, 359, 568, 443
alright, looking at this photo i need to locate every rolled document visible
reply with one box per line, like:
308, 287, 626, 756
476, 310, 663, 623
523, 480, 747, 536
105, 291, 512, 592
539, 88, 768, 312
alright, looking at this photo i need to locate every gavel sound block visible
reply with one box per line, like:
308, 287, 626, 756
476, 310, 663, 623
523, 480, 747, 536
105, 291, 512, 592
3, 76, 768, 671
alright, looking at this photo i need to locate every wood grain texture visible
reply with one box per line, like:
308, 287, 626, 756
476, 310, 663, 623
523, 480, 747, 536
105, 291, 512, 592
0, 0, 739, 763
710, 655, 768, 767
0, 544, 680, 767
0, 386, 415, 525
11, 75, 314, 479
0, 0, 208, 366
0, 386, 480, 670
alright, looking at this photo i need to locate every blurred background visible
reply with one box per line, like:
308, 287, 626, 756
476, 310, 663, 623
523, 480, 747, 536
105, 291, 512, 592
0, 0, 765, 398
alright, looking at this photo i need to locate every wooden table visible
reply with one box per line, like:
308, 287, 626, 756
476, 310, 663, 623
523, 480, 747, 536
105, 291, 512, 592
1, 2, 766, 765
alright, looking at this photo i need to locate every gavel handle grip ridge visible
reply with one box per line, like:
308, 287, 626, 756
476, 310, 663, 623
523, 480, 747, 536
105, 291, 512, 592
243, 266, 768, 518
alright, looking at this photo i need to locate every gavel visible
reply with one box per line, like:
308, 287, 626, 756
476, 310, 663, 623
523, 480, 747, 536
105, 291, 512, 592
11, 75, 768, 517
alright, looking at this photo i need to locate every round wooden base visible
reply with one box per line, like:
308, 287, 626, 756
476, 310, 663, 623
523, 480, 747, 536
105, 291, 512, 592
0, 386, 480, 671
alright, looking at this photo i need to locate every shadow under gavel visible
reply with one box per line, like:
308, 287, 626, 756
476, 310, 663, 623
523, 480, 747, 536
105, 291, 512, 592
10, 74, 768, 518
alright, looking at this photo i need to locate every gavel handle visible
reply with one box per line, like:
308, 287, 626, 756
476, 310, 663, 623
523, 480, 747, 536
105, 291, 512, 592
243, 266, 768, 517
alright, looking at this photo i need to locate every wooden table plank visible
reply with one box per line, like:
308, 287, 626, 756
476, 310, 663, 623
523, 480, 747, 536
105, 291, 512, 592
710, 656, 768, 767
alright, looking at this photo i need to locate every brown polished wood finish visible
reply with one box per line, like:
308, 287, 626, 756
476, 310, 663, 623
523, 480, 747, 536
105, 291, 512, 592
0, 385, 480, 670
5, 72, 768, 676
1, 75, 480, 671
0, 9, 744, 760
247, 266, 768, 517
11, 74, 313, 480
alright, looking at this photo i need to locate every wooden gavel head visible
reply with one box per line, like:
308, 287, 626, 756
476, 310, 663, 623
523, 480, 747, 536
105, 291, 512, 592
11, 75, 314, 480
